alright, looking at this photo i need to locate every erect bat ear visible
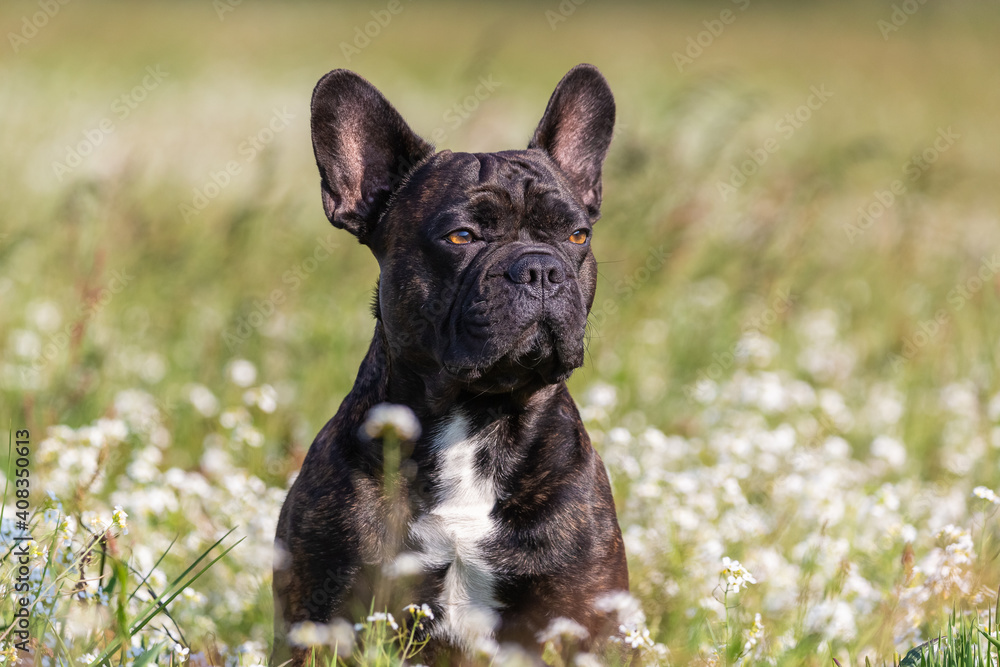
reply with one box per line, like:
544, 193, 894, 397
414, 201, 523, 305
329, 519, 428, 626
310, 69, 434, 244
529, 64, 616, 222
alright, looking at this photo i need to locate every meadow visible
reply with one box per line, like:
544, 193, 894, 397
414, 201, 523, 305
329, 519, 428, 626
2, 1, 1000, 665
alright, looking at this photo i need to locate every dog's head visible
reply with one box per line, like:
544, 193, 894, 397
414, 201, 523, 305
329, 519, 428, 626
310, 65, 615, 394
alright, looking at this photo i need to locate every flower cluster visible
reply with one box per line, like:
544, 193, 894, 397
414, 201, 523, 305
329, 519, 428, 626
1, 363, 286, 664
365, 611, 400, 631
287, 619, 355, 649
403, 603, 435, 622
720, 556, 757, 593
972, 486, 1000, 505
583, 309, 1000, 662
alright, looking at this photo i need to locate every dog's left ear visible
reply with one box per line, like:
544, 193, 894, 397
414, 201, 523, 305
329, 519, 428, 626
529, 64, 615, 221
311, 69, 434, 245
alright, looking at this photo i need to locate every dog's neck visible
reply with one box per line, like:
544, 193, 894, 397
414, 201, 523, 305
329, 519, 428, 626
347, 322, 570, 435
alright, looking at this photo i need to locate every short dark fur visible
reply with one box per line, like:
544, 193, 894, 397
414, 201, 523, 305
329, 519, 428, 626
273, 64, 627, 666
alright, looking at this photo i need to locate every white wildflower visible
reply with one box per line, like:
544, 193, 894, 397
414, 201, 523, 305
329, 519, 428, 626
233, 424, 264, 448
866, 384, 904, 427
735, 331, 778, 367
618, 623, 654, 649
114, 389, 162, 432
288, 620, 355, 649
938, 525, 975, 565
574, 653, 604, 667
325, 619, 357, 649
172, 644, 190, 662
28, 300, 62, 332
181, 588, 206, 604
988, 392, 1000, 422
805, 600, 856, 641
187, 383, 220, 417
87, 512, 111, 533
691, 377, 718, 404
584, 382, 617, 409
383, 552, 424, 578
537, 617, 589, 644
594, 590, 645, 627
111, 506, 129, 535
743, 612, 764, 653
140, 352, 166, 383
361, 403, 421, 441
972, 486, 1000, 505
288, 621, 327, 647
871, 435, 907, 469
96, 418, 128, 443
227, 358, 258, 387
940, 382, 978, 419
219, 407, 251, 429
11, 329, 42, 360
721, 557, 756, 592
365, 611, 399, 630
403, 603, 435, 621
243, 384, 278, 413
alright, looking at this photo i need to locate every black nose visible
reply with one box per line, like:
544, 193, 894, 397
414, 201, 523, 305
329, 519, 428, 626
506, 253, 566, 298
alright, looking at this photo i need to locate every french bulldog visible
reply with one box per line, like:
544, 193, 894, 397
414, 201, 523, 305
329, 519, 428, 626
273, 63, 628, 666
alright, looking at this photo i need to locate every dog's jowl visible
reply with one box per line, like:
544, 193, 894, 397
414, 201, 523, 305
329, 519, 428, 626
272, 63, 628, 665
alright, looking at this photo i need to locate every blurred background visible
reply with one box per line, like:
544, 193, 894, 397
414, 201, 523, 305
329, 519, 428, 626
2, 1, 1000, 664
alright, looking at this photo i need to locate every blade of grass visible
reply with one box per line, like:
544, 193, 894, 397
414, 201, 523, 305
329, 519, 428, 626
129, 535, 245, 635
1, 425, 12, 529
129, 527, 237, 621
132, 641, 166, 667
127, 534, 178, 603
90, 529, 243, 666
978, 628, 1000, 652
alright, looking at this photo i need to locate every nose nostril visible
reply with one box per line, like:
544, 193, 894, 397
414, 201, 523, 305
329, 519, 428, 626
506, 252, 566, 292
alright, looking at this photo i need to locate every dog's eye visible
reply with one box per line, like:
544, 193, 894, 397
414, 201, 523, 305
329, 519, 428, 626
568, 229, 590, 245
446, 230, 474, 245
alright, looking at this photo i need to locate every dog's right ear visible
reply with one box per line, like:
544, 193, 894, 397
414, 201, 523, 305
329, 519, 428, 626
311, 70, 434, 244
529, 64, 615, 222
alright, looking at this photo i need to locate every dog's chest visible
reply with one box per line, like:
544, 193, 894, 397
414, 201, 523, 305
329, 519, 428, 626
408, 412, 502, 650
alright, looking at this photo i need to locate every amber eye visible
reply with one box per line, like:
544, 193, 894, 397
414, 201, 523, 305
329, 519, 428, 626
446, 230, 473, 245
568, 229, 590, 245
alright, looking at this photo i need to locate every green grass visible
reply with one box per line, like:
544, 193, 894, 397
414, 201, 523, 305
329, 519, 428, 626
2, 1, 1000, 664
891, 602, 1000, 667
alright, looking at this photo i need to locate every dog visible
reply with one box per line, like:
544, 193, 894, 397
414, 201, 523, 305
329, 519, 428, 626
272, 63, 628, 666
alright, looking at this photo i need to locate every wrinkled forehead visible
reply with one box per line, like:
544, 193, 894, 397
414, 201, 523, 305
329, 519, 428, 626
389, 149, 586, 228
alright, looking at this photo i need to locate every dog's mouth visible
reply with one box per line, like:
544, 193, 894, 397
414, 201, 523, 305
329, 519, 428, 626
442, 322, 575, 392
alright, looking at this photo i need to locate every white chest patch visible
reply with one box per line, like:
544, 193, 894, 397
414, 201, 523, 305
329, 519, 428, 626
408, 412, 502, 651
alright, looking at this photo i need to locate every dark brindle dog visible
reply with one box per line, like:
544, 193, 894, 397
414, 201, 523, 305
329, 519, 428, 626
273, 64, 628, 665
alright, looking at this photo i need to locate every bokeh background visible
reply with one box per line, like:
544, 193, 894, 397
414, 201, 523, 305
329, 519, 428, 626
3, 1, 1000, 665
